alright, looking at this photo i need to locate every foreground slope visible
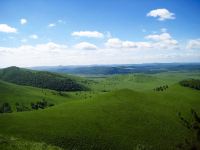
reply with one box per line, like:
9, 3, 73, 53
0, 84, 200, 150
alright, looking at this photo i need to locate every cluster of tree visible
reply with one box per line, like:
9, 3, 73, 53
0, 66, 88, 91
0, 103, 12, 113
0, 99, 55, 113
31, 99, 54, 110
180, 79, 200, 90
153, 85, 168, 91
177, 109, 200, 150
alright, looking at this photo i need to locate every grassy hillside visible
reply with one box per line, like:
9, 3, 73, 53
0, 80, 86, 112
0, 84, 200, 149
0, 66, 88, 91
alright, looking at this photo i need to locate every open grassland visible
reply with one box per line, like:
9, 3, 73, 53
0, 71, 200, 149
89, 71, 200, 92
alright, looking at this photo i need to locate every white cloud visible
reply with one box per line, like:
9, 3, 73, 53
105, 38, 123, 48
72, 31, 104, 38
145, 33, 171, 41
48, 23, 56, 27
29, 34, 38, 39
20, 18, 27, 25
73, 42, 98, 50
186, 39, 200, 49
145, 32, 178, 49
0, 24, 17, 33
36, 42, 67, 52
147, 8, 175, 21
105, 32, 178, 50
105, 38, 152, 49
0, 40, 199, 68
124, 41, 152, 49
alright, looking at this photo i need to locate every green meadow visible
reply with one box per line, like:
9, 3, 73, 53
0, 69, 200, 150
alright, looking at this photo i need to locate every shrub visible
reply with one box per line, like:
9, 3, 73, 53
153, 85, 168, 92
16, 103, 30, 112
31, 99, 54, 110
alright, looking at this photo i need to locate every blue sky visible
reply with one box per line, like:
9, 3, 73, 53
0, 0, 200, 67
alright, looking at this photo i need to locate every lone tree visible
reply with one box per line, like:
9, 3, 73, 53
177, 109, 200, 150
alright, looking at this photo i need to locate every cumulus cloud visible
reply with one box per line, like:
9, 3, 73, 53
105, 38, 152, 49
105, 32, 178, 50
36, 42, 67, 51
72, 31, 104, 38
0, 42, 67, 55
147, 8, 175, 21
73, 42, 98, 50
29, 34, 38, 39
0, 24, 17, 33
20, 18, 27, 25
105, 38, 123, 48
186, 39, 200, 49
48, 23, 56, 27
145, 33, 171, 41
145, 32, 178, 49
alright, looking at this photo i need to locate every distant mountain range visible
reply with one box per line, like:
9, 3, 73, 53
30, 63, 200, 75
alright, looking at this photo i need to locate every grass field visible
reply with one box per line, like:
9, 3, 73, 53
0, 71, 200, 149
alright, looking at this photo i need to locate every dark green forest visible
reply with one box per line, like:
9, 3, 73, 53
0, 66, 88, 91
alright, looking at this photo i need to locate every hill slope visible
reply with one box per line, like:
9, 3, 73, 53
0, 80, 75, 111
0, 66, 88, 91
0, 85, 200, 149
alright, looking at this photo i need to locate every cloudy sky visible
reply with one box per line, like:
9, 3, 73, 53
0, 0, 200, 67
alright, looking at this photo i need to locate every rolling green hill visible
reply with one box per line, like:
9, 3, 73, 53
1, 70, 200, 149
0, 83, 200, 149
0, 66, 88, 91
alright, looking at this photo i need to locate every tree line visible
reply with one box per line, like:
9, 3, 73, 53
180, 79, 200, 90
